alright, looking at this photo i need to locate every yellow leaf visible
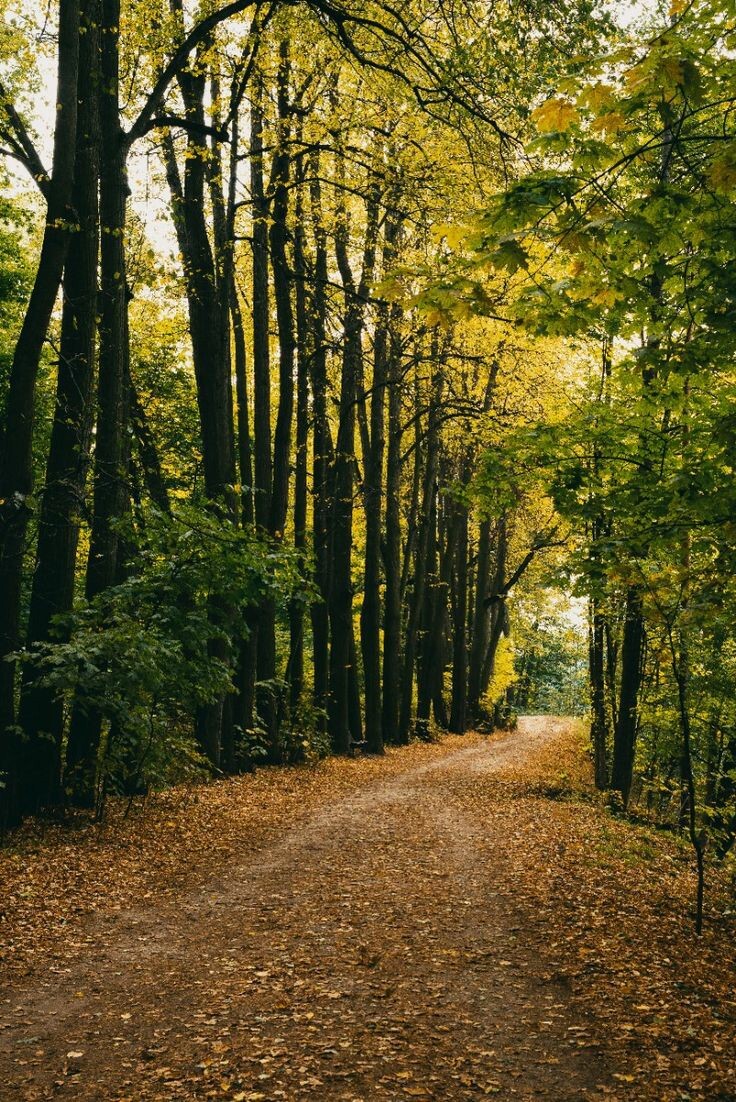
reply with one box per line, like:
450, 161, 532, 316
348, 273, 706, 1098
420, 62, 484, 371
578, 81, 615, 111
531, 97, 579, 134
590, 112, 626, 136
432, 223, 467, 248
592, 287, 621, 308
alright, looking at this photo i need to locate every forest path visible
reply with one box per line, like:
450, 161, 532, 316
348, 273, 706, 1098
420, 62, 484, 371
0, 719, 614, 1101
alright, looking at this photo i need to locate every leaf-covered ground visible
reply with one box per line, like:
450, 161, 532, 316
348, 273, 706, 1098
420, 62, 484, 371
0, 718, 734, 1101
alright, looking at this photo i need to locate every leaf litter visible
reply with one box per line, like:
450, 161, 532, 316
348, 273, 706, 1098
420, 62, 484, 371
0, 718, 733, 1100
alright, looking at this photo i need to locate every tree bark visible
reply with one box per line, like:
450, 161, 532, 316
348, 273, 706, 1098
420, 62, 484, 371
0, 0, 81, 826
15, 1, 99, 816
289, 171, 309, 713
399, 345, 442, 743
590, 600, 609, 790
467, 517, 492, 721
361, 219, 398, 754
611, 585, 645, 804
381, 306, 403, 745
307, 156, 330, 738
327, 180, 379, 753
65, 0, 128, 806
268, 41, 294, 540
449, 496, 469, 733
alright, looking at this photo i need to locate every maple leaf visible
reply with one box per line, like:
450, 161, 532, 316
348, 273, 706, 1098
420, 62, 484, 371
531, 98, 579, 134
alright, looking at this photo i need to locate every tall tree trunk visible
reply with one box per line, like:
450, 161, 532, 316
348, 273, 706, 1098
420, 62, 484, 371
15, 2, 99, 817
268, 41, 294, 539
327, 260, 359, 753
307, 156, 330, 738
265, 43, 296, 742
480, 517, 508, 699
415, 484, 439, 739
426, 491, 460, 733
232, 285, 253, 527
327, 180, 379, 752
250, 77, 271, 532
360, 222, 398, 755
248, 75, 278, 751
0, 0, 81, 827
467, 517, 492, 721
590, 599, 609, 789
289, 173, 309, 713
66, 0, 129, 806
161, 41, 238, 767
398, 346, 442, 743
449, 493, 469, 733
611, 586, 645, 804
381, 306, 403, 744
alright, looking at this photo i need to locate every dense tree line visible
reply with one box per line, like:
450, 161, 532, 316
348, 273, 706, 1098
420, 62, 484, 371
450, 0, 736, 928
0, 0, 734, 926
0, 0, 593, 827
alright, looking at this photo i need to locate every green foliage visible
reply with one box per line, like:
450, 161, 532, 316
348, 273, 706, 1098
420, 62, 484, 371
21, 505, 309, 798
277, 697, 332, 765
512, 593, 588, 717
0, 194, 33, 412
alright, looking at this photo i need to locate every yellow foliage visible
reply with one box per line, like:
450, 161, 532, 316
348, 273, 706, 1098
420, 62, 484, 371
432, 223, 468, 249
483, 636, 517, 708
578, 81, 616, 112
591, 287, 622, 307
531, 97, 579, 134
590, 112, 626, 136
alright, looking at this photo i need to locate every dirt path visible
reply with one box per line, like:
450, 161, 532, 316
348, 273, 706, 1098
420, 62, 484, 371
0, 720, 613, 1101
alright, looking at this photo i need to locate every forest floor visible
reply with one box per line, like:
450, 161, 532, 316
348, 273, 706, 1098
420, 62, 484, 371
1, 719, 735, 1102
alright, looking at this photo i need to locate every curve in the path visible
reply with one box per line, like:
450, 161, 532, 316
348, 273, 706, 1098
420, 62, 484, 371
0, 718, 612, 1101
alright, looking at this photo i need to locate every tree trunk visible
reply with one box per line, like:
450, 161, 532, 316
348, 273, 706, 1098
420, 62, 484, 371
268, 41, 294, 540
327, 271, 359, 753
480, 517, 508, 700
467, 517, 492, 721
426, 491, 460, 733
289, 173, 309, 713
611, 585, 645, 804
161, 44, 239, 767
590, 599, 609, 790
360, 223, 397, 754
307, 155, 330, 738
449, 496, 469, 733
415, 484, 439, 740
381, 306, 403, 744
128, 366, 170, 513
0, 0, 81, 827
66, 0, 128, 807
327, 180, 379, 753
399, 347, 442, 743
15, 2, 99, 816
248, 75, 278, 752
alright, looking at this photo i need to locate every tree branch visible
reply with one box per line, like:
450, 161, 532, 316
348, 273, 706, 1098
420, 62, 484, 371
0, 82, 50, 197
123, 0, 264, 153
146, 113, 229, 142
